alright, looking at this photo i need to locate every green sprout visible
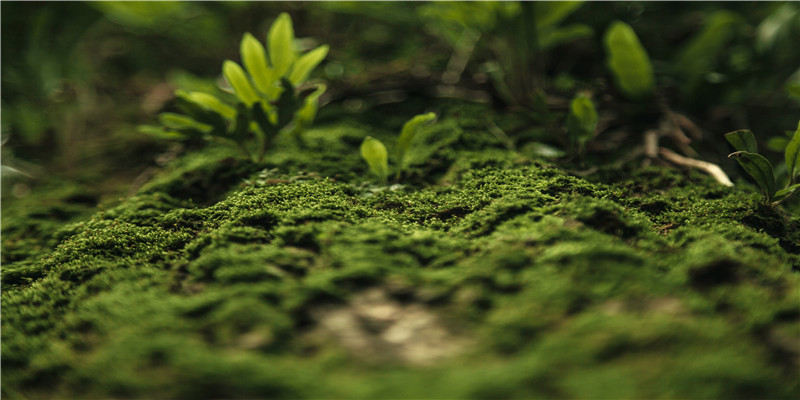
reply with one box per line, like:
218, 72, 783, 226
725, 121, 800, 205
565, 93, 598, 154
140, 13, 329, 162
360, 112, 437, 184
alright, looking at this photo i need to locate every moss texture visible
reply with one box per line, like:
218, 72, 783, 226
3, 101, 799, 399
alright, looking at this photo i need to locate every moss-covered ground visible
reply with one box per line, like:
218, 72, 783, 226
3, 100, 799, 399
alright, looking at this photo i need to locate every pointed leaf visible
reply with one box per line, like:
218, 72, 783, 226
289, 45, 329, 85
268, 12, 297, 78
223, 60, 260, 105
773, 183, 800, 203
397, 112, 437, 168
296, 84, 326, 128
176, 90, 236, 120
158, 112, 213, 133
728, 151, 776, 202
241, 33, 274, 94
604, 21, 654, 100
785, 123, 800, 180
566, 95, 598, 146
360, 136, 389, 182
725, 129, 758, 154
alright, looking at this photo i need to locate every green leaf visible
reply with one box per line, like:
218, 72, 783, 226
176, 90, 236, 120
539, 24, 593, 50
603, 21, 654, 100
295, 84, 326, 129
566, 95, 598, 147
724, 129, 758, 154
223, 60, 260, 106
773, 183, 800, 202
785, 123, 800, 180
251, 102, 276, 139
728, 151, 776, 202
138, 125, 190, 140
397, 112, 437, 169
360, 136, 389, 182
158, 112, 213, 133
241, 32, 274, 94
289, 45, 329, 85
269, 12, 297, 79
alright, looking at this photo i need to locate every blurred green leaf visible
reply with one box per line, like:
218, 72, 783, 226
269, 13, 297, 79
158, 112, 212, 133
360, 136, 389, 182
241, 33, 274, 95
725, 129, 758, 154
223, 60, 259, 106
604, 21, 654, 100
289, 45, 329, 85
566, 95, 598, 148
397, 112, 437, 169
756, 3, 798, 54
534, 1, 584, 28
539, 24, 593, 50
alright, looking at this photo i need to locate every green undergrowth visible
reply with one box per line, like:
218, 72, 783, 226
2, 101, 799, 399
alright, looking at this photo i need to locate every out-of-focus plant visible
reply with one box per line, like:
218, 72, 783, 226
603, 21, 654, 100
140, 13, 329, 162
419, 1, 591, 107
360, 112, 437, 183
726, 122, 800, 206
565, 94, 598, 154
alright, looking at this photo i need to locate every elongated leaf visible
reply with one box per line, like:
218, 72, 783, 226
296, 84, 326, 128
289, 45, 329, 85
269, 12, 297, 78
785, 123, 800, 180
773, 183, 800, 203
176, 90, 236, 120
566, 95, 598, 146
139, 125, 191, 140
604, 21, 654, 100
158, 112, 213, 133
725, 129, 758, 154
729, 151, 776, 202
674, 10, 740, 91
241, 33, 274, 94
223, 60, 260, 105
360, 136, 389, 181
397, 112, 437, 168
539, 24, 593, 51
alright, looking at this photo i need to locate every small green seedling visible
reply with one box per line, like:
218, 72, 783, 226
725, 122, 800, 205
360, 112, 437, 183
603, 21, 654, 100
140, 13, 329, 162
565, 94, 598, 153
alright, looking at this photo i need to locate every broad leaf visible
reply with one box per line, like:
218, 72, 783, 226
725, 129, 758, 154
241, 33, 274, 94
785, 122, 800, 180
604, 21, 654, 100
360, 136, 389, 181
566, 95, 598, 146
728, 151, 776, 202
269, 12, 297, 79
223, 61, 260, 106
289, 45, 329, 85
397, 112, 437, 168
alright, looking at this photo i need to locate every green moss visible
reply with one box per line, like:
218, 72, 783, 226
3, 105, 799, 398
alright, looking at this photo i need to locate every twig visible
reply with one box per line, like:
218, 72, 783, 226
659, 147, 733, 187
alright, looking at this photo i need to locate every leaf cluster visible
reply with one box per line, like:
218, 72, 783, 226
359, 112, 437, 184
140, 13, 329, 162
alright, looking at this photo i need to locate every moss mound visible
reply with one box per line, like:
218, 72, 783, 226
3, 102, 799, 399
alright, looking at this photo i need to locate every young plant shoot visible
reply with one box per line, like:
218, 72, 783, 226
603, 21, 654, 100
726, 121, 800, 205
360, 112, 437, 183
565, 94, 598, 154
140, 13, 329, 162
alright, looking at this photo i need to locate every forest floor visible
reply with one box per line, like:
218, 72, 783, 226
2, 98, 799, 399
